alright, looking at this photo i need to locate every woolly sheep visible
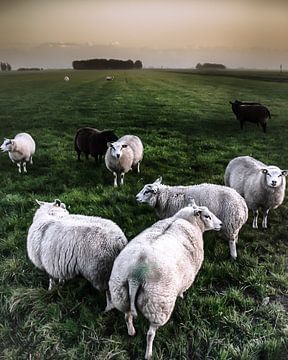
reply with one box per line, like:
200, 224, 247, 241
74, 127, 118, 163
136, 177, 248, 259
224, 156, 287, 229
105, 135, 143, 187
108, 202, 222, 360
0, 132, 36, 173
27, 199, 128, 306
230, 100, 271, 133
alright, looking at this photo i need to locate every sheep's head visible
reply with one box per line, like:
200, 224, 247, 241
104, 131, 118, 143
36, 199, 69, 217
136, 177, 162, 207
108, 141, 128, 159
0, 138, 14, 152
261, 167, 288, 188
175, 200, 222, 232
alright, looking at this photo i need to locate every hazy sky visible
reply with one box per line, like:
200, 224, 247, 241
1, 0, 288, 69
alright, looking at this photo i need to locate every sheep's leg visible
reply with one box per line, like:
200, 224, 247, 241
229, 238, 237, 260
113, 172, 118, 187
104, 290, 115, 312
48, 277, 56, 291
23, 162, 27, 173
262, 123, 267, 133
252, 210, 259, 229
30, 156, 33, 164
125, 311, 136, 336
17, 163, 22, 173
120, 173, 125, 186
145, 325, 158, 360
58, 278, 65, 285
262, 209, 269, 229
137, 162, 140, 173
85, 152, 89, 160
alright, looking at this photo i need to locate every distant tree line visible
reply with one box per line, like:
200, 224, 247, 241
17, 68, 43, 71
72, 58, 143, 70
196, 62, 226, 70
1, 62, 12, 71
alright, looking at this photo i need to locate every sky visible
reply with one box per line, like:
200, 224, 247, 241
0, 0, 288, 69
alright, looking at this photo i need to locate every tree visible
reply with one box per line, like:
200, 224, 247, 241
134, 60, 143, 69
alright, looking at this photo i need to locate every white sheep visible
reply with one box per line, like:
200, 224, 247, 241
136, 177, 248, 260
27, 199, 128, 306
105, 135, 143, 187
108, 202, 222, 360
224, 156, 287, 229
0, 132, 36, 173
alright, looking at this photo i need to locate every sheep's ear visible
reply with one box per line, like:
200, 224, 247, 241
193, 209, 201, 217
154, 176, 162, 184
35, 199, 45, 206
229, 101, 233, 104
54, 199, 61, 207
282, 170, 288, 176
187, 198, 196, 207
262, 169, 268, 174
107, 142, 112, 148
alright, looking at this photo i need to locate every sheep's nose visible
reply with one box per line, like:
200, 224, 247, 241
271, 180, 277, 186
116, 154, 120, 159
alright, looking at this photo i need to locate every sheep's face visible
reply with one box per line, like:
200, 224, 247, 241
0, 138, 14, 152
262, 167, 287, 188
36, 199, 69, 217
193, 206, 222, 232
136, 178, 162, 207
108, 142, 128, 159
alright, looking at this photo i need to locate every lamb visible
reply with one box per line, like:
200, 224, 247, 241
224, 156, 287, 229
74, 127, 118, 164
0, 132, 36, 173
230, 100, 271, 133
136, 177, 248, 259
108, 202, 222, 360
27, 199, 128, 306
105, 135, 143, 187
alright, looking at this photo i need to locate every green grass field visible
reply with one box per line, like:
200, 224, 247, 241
0, 69, 287, 359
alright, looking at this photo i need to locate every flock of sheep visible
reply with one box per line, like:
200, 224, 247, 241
1, 113, 287, 359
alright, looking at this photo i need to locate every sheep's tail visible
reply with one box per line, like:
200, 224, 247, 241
129, 258, 150, 317
128, 278, 141, 317
74, 129, 81, 151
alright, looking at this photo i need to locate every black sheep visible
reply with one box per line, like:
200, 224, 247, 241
230, 100, 271, 133
74, 127, 118, 164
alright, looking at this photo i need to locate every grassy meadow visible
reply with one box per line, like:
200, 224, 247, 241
0, 69, 287, 359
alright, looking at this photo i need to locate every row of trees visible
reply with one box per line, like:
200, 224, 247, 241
1, 62, 12, 71
72, 58, 143, 70
196, 62, 226, 70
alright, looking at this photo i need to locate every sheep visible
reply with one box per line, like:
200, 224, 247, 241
106, 76, 114, 81
0, 132, 36, 173
105, 135, 143, 187
224, 155, 287, 229
108, 202, 222, 360
136, 177, 248, 260
230, 100, 271, 133
27, 199, 128, 306
74, 127, 118, 164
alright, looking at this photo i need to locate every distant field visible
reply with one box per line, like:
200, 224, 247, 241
0, 69, 287, 359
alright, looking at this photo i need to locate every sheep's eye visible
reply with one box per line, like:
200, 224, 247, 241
205, 215, 211, 220
144, 189, 151, 195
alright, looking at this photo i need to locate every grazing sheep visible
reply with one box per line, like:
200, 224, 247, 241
136, 177, 248, 259
27, 199, 128, 306
74, 127, 118, 164
0, 132, 36, 173
105, 135, 143, 187
224, 156, 287, 229
106, 76, 114, 81
230, 100, 271, 133
108, 202, 222, 360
